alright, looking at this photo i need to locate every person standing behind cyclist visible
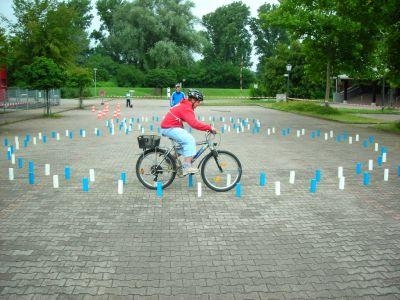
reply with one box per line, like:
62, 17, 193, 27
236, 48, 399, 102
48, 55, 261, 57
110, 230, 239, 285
170, 83, 185, 107
161, 89, 216, 175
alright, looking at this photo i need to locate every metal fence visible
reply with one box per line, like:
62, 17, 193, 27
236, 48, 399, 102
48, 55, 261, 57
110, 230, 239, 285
0, 88, 60, 111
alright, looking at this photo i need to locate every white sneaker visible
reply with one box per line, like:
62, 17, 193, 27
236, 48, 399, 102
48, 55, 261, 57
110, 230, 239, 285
182, 166, 199, 176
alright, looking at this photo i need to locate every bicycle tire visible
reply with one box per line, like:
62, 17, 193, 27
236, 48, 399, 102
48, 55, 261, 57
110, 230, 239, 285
200, 150, 242, 192
135, 148, 177, 190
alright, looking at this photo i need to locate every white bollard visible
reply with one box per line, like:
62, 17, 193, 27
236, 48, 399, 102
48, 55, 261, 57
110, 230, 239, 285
11, 154, 16, 165
349, 136, 353, 144
338, 166, 343, 178
89, 169, 95, 182
53, 175, 59, 188
197, 182, 202, 198
339, 177, 345, 190
275, 181, 281, 196
226, 174, 231, 187
384, 169, 389, 181
118, 179, 123, 194
368, 159, 373, 171
382, 152, 387, 163
374, 143, 379, 152
355, 134, 359, 142
8, 168, 14, 180
45, 164, 50, 176
289, 171, 295, 184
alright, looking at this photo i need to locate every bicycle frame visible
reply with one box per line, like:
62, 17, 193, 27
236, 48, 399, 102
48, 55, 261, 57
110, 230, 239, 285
145, 133, 218, 174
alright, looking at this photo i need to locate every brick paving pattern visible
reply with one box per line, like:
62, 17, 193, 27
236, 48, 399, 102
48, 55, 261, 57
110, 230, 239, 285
0, 99, 399, 299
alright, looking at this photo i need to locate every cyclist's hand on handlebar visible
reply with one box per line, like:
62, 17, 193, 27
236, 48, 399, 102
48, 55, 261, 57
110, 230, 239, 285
210, 128, 217, 135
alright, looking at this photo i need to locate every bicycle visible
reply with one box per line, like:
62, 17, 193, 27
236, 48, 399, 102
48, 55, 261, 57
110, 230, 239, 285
135, 132, 242, 192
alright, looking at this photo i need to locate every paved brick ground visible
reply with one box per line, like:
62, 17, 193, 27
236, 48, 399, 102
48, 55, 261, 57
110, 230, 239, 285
0, 99, 399, 299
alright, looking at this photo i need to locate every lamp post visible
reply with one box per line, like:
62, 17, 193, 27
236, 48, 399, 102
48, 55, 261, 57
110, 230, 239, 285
286, 64, 292, 99
93, 68, 97, 98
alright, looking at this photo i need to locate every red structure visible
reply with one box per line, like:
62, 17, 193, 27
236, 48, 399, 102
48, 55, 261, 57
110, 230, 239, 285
0, 67, 6, 103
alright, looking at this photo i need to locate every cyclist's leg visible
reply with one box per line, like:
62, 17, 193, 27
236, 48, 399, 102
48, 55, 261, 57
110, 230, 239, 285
160, 128, 197, 174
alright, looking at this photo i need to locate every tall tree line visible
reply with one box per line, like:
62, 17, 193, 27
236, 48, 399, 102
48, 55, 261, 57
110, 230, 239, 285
0, 0, 398, 98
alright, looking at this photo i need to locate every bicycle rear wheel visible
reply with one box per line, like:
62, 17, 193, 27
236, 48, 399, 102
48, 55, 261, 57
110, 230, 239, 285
136, 148, 177, 190
200, 150, 242, 192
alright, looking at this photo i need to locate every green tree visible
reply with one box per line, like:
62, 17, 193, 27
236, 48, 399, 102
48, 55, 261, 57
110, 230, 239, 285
21, 57, 65, 115
116, 64, 144, 87
202, 2, 252, 67
8, 0, 92, 84
145, 69, 177, 94
66, 66, 92, 109
265, 0, 379, 103
98, 0, 200, 70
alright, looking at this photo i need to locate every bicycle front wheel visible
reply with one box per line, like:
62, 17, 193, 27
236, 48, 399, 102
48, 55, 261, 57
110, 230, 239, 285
200, 150, 242, 192
136, 148, 177, 190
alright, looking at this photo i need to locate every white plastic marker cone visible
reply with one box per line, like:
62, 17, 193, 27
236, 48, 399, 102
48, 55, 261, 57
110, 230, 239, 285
45, 164, 50, 176
301, 128, 305, 135
330, 130, 334, 138
118, 179, 123, 194
89, 169, 95, 182
339, 177, 345, 190
197, 182, 202, 198
384, 169, 389, 181
355, 134, 359, 142
368, 159, 373, 171
38, 132, 42, 140
349, 136, 353, 144
338, 166, 343, 178
226, 174, 232, 187
8, 168, 14, 180
275, 181, 281, 195
56, 133, 60, 140
382, 152, 387, 163
296, 130, 301, 138
65, 130, 69, 137
289, 171, 295, 184
33, 137, 37, 145
374, 143, 379, 152
53, 175, 59, 188
324, 133, 328, 140
11, 154, 15, 165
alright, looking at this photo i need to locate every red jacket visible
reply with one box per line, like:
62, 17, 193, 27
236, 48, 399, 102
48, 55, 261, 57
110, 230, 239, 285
161, 99, 212, 131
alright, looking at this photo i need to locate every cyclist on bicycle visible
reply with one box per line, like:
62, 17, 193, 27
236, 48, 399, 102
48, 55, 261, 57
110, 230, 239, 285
161, 89, 216, 175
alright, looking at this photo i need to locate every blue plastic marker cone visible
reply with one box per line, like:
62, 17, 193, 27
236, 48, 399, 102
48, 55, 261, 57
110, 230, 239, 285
188, 174, 193, 188
82, 177, 89, 191
310, 179, 317, 193
121, 172, 126, 184
28, 161, 34, 173
235, 182, 242, 198
260, 172, 266, 186
29, 172, 35, 185
42, 136, 47, 143
356, 162, 362, 175
315, 170, 322, 182
377, 156, 382, 166
156, 181, 163, 197
18, 158, 23, 169
4, 138, 8, 146
363, 172, 370, 186
65, 166, 71, 180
